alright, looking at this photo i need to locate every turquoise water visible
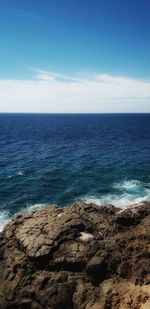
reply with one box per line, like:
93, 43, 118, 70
0, 113, 150, 229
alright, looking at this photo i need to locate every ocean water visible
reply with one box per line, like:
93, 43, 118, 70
0, 113, 150, 230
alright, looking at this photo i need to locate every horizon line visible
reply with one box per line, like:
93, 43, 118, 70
0, 112, 150, 115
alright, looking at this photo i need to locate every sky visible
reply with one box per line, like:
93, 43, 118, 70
0, 0, 150, 112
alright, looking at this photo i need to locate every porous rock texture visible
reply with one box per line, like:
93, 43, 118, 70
0, 201, 150, 309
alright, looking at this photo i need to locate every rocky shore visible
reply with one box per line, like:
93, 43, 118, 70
0, 201, 150, 309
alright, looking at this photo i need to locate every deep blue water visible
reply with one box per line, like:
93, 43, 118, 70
0, 113, 150, 229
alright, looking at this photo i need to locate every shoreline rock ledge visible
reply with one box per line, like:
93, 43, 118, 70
0, 201, 150, 309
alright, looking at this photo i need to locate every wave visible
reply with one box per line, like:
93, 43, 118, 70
16, 171, 25, 176
83, 179, 150, 208
83, 194, 150, 208
7, 175, 13, 179
6, 170, 25, 179
0, 211, 10, 232
113, 180, 142, 190
0, 180, 149, 231
6, 168, 36, 179
22, 203, 48, 213
0, 203, 48, 232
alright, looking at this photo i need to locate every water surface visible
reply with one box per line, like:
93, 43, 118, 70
0, 113, 150, 229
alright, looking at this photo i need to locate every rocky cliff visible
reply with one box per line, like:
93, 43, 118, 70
0, 201, 150, 309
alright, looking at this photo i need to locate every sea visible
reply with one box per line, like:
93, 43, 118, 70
0, 113, 150, 230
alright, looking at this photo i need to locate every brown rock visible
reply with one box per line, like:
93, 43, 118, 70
86, 256, 107, 285
0, 201, 149, 308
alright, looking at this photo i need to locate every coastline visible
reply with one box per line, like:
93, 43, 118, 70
0, 201, 150, 308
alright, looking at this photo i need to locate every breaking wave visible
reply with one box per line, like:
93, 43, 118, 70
22, 203, 49, 213
83, 180, 150, 208
0, 203, 49, 232
0, 211, 10, 232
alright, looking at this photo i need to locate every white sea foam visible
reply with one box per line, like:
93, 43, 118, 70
83, 193, 150, 209
113, 180, 141, 190
7, 175, 13, 179
16, 171, 25, 176
0, 203, 49, 232
6, 170, 25, 179
0, 211, 10, 232
22, 203, 49, 214
83, 180, 150, 209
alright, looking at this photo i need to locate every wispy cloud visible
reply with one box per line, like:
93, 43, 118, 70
0, 69, 150, 113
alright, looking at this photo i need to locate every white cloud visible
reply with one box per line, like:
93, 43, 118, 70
0, 69, 150, 113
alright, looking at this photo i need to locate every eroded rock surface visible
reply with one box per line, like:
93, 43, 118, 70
0, 201, 150, 308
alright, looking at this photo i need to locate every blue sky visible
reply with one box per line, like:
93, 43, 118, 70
0, 0, 150, 112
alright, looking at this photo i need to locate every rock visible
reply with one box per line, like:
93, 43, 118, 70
0, 201, 149, 308
86, 256, 107, 285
